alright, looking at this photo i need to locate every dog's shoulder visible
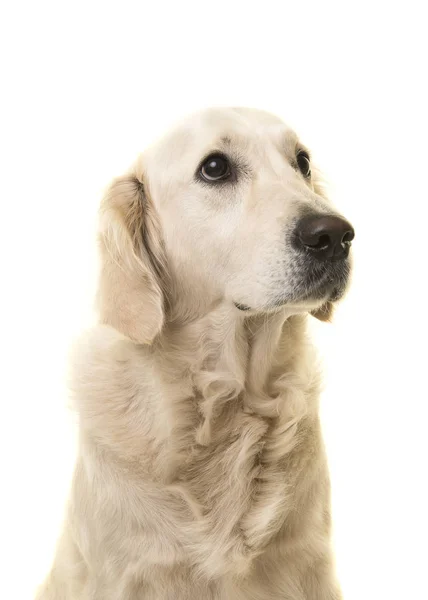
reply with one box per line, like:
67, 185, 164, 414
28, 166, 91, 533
68, 325, 162, 457
68, 324, 155, 410
70, 324, 140, 373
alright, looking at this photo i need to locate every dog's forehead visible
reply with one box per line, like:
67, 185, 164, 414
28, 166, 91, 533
194, 108, 298, 146
144, 107, 298, 170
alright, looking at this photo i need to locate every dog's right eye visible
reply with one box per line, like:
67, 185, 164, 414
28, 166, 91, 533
200, 154, 231, 182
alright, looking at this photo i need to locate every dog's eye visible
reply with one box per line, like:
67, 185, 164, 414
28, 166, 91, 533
296, 151, 311, 178
200, 154, 231, 182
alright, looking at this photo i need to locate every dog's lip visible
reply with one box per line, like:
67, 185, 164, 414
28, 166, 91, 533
234, 282, 339, 314
300, 259, 350, 298
272, 275, 345, 309
296, 280, 343, 304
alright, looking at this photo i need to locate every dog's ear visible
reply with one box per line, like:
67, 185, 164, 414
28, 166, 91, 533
310, 301, 334, 322
97, 171, 167, 344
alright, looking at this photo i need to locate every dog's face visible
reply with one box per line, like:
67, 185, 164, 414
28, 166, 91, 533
98, 108, 354, 343
145, 108, 353, 312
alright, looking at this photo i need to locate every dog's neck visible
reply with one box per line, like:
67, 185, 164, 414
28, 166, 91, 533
153, 304, 319, 452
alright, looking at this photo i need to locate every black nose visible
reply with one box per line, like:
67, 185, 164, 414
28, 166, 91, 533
295, 214, 355, 260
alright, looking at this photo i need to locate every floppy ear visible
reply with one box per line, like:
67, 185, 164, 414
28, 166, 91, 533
97, 171, 167, 344
310, 301, 334, 322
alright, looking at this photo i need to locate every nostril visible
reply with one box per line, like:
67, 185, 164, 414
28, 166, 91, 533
309, 233, 331, 250
342, 230, 355, 244
301, 233, 331, 249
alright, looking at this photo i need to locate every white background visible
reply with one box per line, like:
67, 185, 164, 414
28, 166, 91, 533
1, 2, 427, 598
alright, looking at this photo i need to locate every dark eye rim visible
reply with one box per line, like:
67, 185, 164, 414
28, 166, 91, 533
296, 150, 311, 178
198, 152, 232, 183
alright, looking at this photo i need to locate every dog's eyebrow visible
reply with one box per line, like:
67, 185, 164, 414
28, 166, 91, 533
217, 134, 250, 155
280, 130, 302, 156
296, 144, 311, 157
220, 136, 233, 146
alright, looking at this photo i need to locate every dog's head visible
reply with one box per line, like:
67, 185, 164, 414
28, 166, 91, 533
98, 107, 354, 343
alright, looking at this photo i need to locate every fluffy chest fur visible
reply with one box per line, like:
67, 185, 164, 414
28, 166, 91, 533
66, 311, 333, 599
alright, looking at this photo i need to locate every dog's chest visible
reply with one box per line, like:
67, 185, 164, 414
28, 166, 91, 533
163, 400, 297, 577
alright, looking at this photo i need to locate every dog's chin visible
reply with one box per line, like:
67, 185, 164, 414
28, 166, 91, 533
234, 272, 349, 317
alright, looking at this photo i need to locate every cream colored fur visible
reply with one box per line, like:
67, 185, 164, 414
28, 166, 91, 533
36, 108, 349, 599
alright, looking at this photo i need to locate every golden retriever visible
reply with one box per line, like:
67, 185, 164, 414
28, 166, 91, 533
37, 107, 354, 599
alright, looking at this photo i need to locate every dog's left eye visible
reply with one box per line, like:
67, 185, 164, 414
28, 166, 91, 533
200, 154, 231, 182
296, 151, 311, 178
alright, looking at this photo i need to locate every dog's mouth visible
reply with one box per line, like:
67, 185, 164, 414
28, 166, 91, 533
287, 258, 351, 306
235, 258, 351, 314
